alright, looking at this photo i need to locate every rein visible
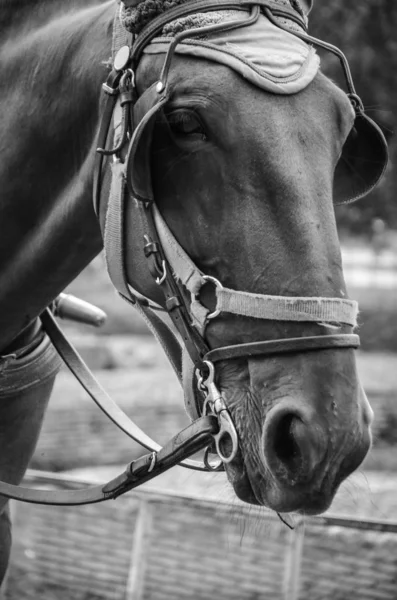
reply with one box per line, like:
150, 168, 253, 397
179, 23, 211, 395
0, 0, 365, 507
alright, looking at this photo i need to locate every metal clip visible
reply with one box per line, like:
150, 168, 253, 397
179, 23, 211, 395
203, 447, 224, 471
119, 69, 135, 92
201, 361, 238, 464
155, 260, 167, 285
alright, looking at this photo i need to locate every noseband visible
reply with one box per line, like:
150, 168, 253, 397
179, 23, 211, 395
0, 0, 387, 507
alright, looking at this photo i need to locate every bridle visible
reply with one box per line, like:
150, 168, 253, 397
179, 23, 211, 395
96, 0, 361, 451
0, 0, 387, 506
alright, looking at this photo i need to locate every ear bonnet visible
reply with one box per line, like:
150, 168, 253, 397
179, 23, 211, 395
117, 0, 388, 205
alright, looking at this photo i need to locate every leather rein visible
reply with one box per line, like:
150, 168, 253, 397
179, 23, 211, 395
0, 0, 361, 506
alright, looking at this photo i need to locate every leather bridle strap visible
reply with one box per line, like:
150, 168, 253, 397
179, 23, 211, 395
40, 308, 208, 472
205, 334, 360, 363
103, 160, 187, 381
0, 415, 218, 505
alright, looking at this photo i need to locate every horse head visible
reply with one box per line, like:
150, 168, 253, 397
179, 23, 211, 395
98, 0, 387, 514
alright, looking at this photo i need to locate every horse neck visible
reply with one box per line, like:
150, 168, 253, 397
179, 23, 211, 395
0, 2, 115, 349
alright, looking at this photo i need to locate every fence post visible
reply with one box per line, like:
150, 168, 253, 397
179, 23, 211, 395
282, 518, 305, 600
125, 499, 153, 600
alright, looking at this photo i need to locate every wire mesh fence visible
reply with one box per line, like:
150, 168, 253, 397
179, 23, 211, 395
5, 470, 397, 600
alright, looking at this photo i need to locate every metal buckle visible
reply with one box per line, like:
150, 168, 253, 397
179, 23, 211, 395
0, 353, 17, 373
147, 452, 157, 473
102, 82, 119, 96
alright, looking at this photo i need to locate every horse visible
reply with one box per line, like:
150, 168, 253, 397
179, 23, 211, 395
0, 0, 388, 588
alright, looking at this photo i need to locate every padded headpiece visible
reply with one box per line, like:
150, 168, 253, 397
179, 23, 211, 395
124, 0, 388, 204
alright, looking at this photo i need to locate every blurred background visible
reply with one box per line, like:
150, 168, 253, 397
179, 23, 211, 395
6, 2, 397, 599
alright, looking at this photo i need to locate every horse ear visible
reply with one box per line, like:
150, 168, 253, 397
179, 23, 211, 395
299, 0, 313, 15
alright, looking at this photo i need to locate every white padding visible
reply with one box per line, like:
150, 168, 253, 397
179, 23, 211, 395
217, 288, 358, 326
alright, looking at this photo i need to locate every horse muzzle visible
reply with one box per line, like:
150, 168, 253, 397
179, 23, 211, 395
223, 388, 372, 515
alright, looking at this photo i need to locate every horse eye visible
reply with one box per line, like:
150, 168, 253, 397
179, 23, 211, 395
166, 110, 205, 138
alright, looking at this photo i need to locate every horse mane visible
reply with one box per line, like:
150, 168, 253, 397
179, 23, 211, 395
0, 0, 65, 27
0, 0, 108, 34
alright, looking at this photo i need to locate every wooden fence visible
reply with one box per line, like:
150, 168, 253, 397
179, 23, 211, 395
5, 470, 397, 600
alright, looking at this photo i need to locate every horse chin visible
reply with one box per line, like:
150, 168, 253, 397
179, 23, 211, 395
223, 457, 261, 506
224, 432, 369, 515
217, 354, 372, 515
249, 477, 336, 515
224, 457, 336, 515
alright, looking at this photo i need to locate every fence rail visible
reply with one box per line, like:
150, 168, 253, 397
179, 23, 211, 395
6, 470, 397, 600
20, 469, 397, 534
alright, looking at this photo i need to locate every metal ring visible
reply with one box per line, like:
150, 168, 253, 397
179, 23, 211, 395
202, 276, 223, 320
348, 93, 364, 113
119, 69, 135, 89
203, 447, 224, 472
214, 430, 236, 464
213, 410, 239, 464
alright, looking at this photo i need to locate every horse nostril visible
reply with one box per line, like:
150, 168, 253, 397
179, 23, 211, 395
264, 405, 326, 485
273, 414, 303, 473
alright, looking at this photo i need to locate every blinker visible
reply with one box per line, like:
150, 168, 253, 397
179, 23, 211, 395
334, 109, 388, 204
126, 81, 170, 202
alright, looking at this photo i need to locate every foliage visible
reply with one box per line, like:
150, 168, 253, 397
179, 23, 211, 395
310, 1, 397, 233
358, 308, 397, 352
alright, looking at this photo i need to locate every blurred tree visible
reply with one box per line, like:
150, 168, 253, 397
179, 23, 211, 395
310, 1, 397, 235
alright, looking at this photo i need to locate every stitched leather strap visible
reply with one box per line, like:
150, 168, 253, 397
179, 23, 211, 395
103, 160, 185, 381
0, 416, 218, 505
205, 334, 360, 362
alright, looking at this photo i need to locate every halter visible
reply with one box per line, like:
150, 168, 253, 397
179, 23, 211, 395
0, 0, 387, 506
